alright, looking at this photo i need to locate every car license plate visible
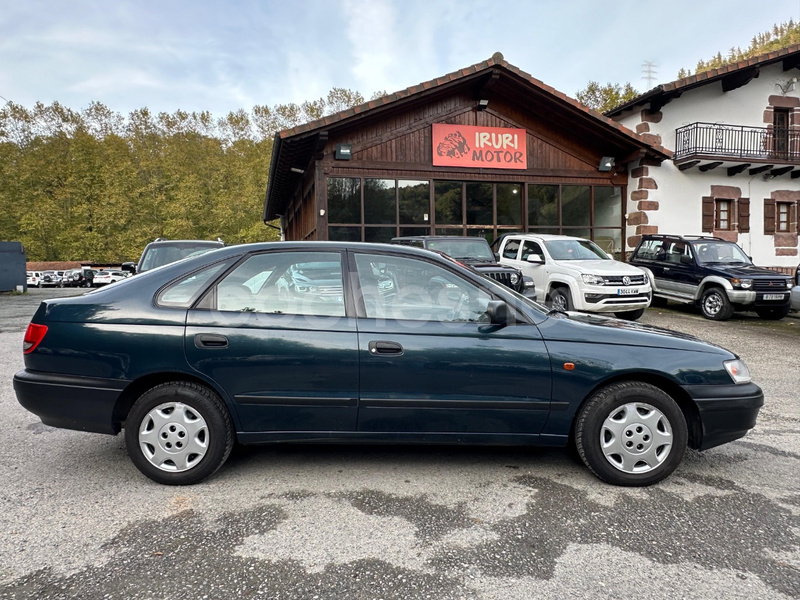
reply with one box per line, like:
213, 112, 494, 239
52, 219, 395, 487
617, 288, 639, 295
763, 293, 785, 301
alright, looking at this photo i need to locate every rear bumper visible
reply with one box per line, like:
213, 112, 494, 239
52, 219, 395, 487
13, 370, 126, 435
683, 382, 764, 450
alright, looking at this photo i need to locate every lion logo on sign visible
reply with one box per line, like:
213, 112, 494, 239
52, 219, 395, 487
437, 131, 470, 159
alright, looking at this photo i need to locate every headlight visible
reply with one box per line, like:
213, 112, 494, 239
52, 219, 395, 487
510, 273, 519, 285
787, 280, 794, 289
581, 274, 605, 285
730, 278, 752, 289
724, 359, 751, 384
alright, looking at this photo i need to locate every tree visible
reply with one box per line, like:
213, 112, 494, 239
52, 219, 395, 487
575, 81, 640, 113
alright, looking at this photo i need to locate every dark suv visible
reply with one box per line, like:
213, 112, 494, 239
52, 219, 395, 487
137, 239, 225, 274
630, 235, 793, 320
391, 236, 535, 299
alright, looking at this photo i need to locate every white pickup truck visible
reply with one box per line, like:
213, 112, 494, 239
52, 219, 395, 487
493, 233, 651, 320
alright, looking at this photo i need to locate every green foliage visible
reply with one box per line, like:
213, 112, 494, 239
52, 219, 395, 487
679, 19, 800, 77
0, 88, 368, 261
575, 81, 641, 113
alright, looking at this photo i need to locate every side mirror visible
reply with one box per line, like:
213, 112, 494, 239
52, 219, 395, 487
526, 254, 544, 264
485, 300, 511, 325
680, 255, 693, 264
493, 252, 500, 261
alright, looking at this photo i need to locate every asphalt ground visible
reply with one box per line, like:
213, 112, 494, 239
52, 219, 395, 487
1, 288, 798, 599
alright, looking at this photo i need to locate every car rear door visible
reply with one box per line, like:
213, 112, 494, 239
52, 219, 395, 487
351, 250, 552, 437
184, 250, 359, 437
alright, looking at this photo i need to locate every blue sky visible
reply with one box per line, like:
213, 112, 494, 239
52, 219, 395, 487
2, 0, 799, 117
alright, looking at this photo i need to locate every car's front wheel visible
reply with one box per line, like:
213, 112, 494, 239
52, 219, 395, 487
548, 287, 572, 312
575, 381, 688, 486
125, 382, 234, 485
700, 287, 734, 320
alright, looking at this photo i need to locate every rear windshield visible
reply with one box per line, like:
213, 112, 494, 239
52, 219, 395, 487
426, 239, 494, 261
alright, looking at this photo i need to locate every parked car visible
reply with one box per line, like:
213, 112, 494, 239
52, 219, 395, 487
93, 270, 129, 287
26, 271, 43, 288
493, 233, 651, 320
791, 263, 800, 312
137, 238, 225, 274
391, 235, 535, 299
40, 271, 61, 287
15, 242, 762, 487
630, 235, 793, 321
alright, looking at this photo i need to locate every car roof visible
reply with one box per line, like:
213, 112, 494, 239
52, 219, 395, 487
500, 233, 593, 242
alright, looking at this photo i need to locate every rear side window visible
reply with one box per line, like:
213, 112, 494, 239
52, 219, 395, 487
503, 239, 521, 259
214, 252, 345, 317
633, 239, 665, 261
158, 262, 230, 307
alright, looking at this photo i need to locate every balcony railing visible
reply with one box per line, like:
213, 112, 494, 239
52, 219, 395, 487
674, 122, 799, 162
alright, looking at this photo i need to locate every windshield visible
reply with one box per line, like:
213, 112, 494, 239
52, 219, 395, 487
691, 241, 751, 265
426, 239, 494, 261
544, 239, 609, 261
139, 243, 221, 272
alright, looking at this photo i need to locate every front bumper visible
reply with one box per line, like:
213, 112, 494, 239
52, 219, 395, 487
13, 369, 127, 435
579, 286, 652, 312
683, 382, 764, 450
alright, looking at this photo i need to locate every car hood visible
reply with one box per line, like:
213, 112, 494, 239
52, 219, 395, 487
552, 259, 645, 275
703, 263, 791, 278
536, 310, 732, 355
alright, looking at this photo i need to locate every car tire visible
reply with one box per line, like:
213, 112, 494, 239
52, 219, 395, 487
614, 308, 646, 320
548, 287, 572, 312
700, 287, 734, 320
125, 381, 234, 485
575, 381, 688, 486
755, 305, 791, 320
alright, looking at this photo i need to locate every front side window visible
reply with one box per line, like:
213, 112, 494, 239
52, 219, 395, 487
355, 254, 491, 322
213, 252, 345, 317
521, 240, 544, 261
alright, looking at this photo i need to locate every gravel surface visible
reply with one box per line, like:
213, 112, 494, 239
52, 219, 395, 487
1, 289, 798, 599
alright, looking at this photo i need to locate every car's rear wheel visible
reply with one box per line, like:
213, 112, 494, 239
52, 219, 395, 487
755, 305, 790, 320
125, 382, 234, 485
700, 287, 734, 320
575, 381, 687, 486
614, 308, 645, 320
548, 287, 572, 312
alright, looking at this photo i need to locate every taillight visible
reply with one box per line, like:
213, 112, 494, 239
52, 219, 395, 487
23, 323, 48, 354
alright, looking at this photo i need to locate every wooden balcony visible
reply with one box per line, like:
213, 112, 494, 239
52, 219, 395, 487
673, 122, 800, 177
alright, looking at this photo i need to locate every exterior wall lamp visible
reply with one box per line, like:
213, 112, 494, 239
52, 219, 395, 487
598, 156, 615, 172
477, 99, 490, 111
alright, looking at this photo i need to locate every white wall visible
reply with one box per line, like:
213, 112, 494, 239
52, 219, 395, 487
618, 62, 800, 267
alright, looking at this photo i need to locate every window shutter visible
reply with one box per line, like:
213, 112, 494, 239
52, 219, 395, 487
791, 201, 798, 234
702, 197, 714, 232
738, 197, 750, 233
764, 198, 776, 234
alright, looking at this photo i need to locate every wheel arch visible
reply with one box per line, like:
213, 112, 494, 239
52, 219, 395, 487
569, 372, 702, 450
113, 372, 238, 431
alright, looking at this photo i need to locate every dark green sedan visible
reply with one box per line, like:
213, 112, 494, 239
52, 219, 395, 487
14, 242, 763, 486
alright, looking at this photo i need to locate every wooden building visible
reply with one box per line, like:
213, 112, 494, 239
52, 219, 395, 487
264, 52, 670, 258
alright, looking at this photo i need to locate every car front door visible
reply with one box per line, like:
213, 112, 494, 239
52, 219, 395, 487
184, 250, 359, 437
351, 251, 552, 438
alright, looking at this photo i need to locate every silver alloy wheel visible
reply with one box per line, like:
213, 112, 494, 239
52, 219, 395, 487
138, 402, 209, 472
703, 290, 724, 316
600, 402, 673, 473
551, 290, 568, 311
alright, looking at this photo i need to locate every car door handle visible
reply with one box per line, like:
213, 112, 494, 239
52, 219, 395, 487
368, 341, 403, 356
195, 333, 228, 349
